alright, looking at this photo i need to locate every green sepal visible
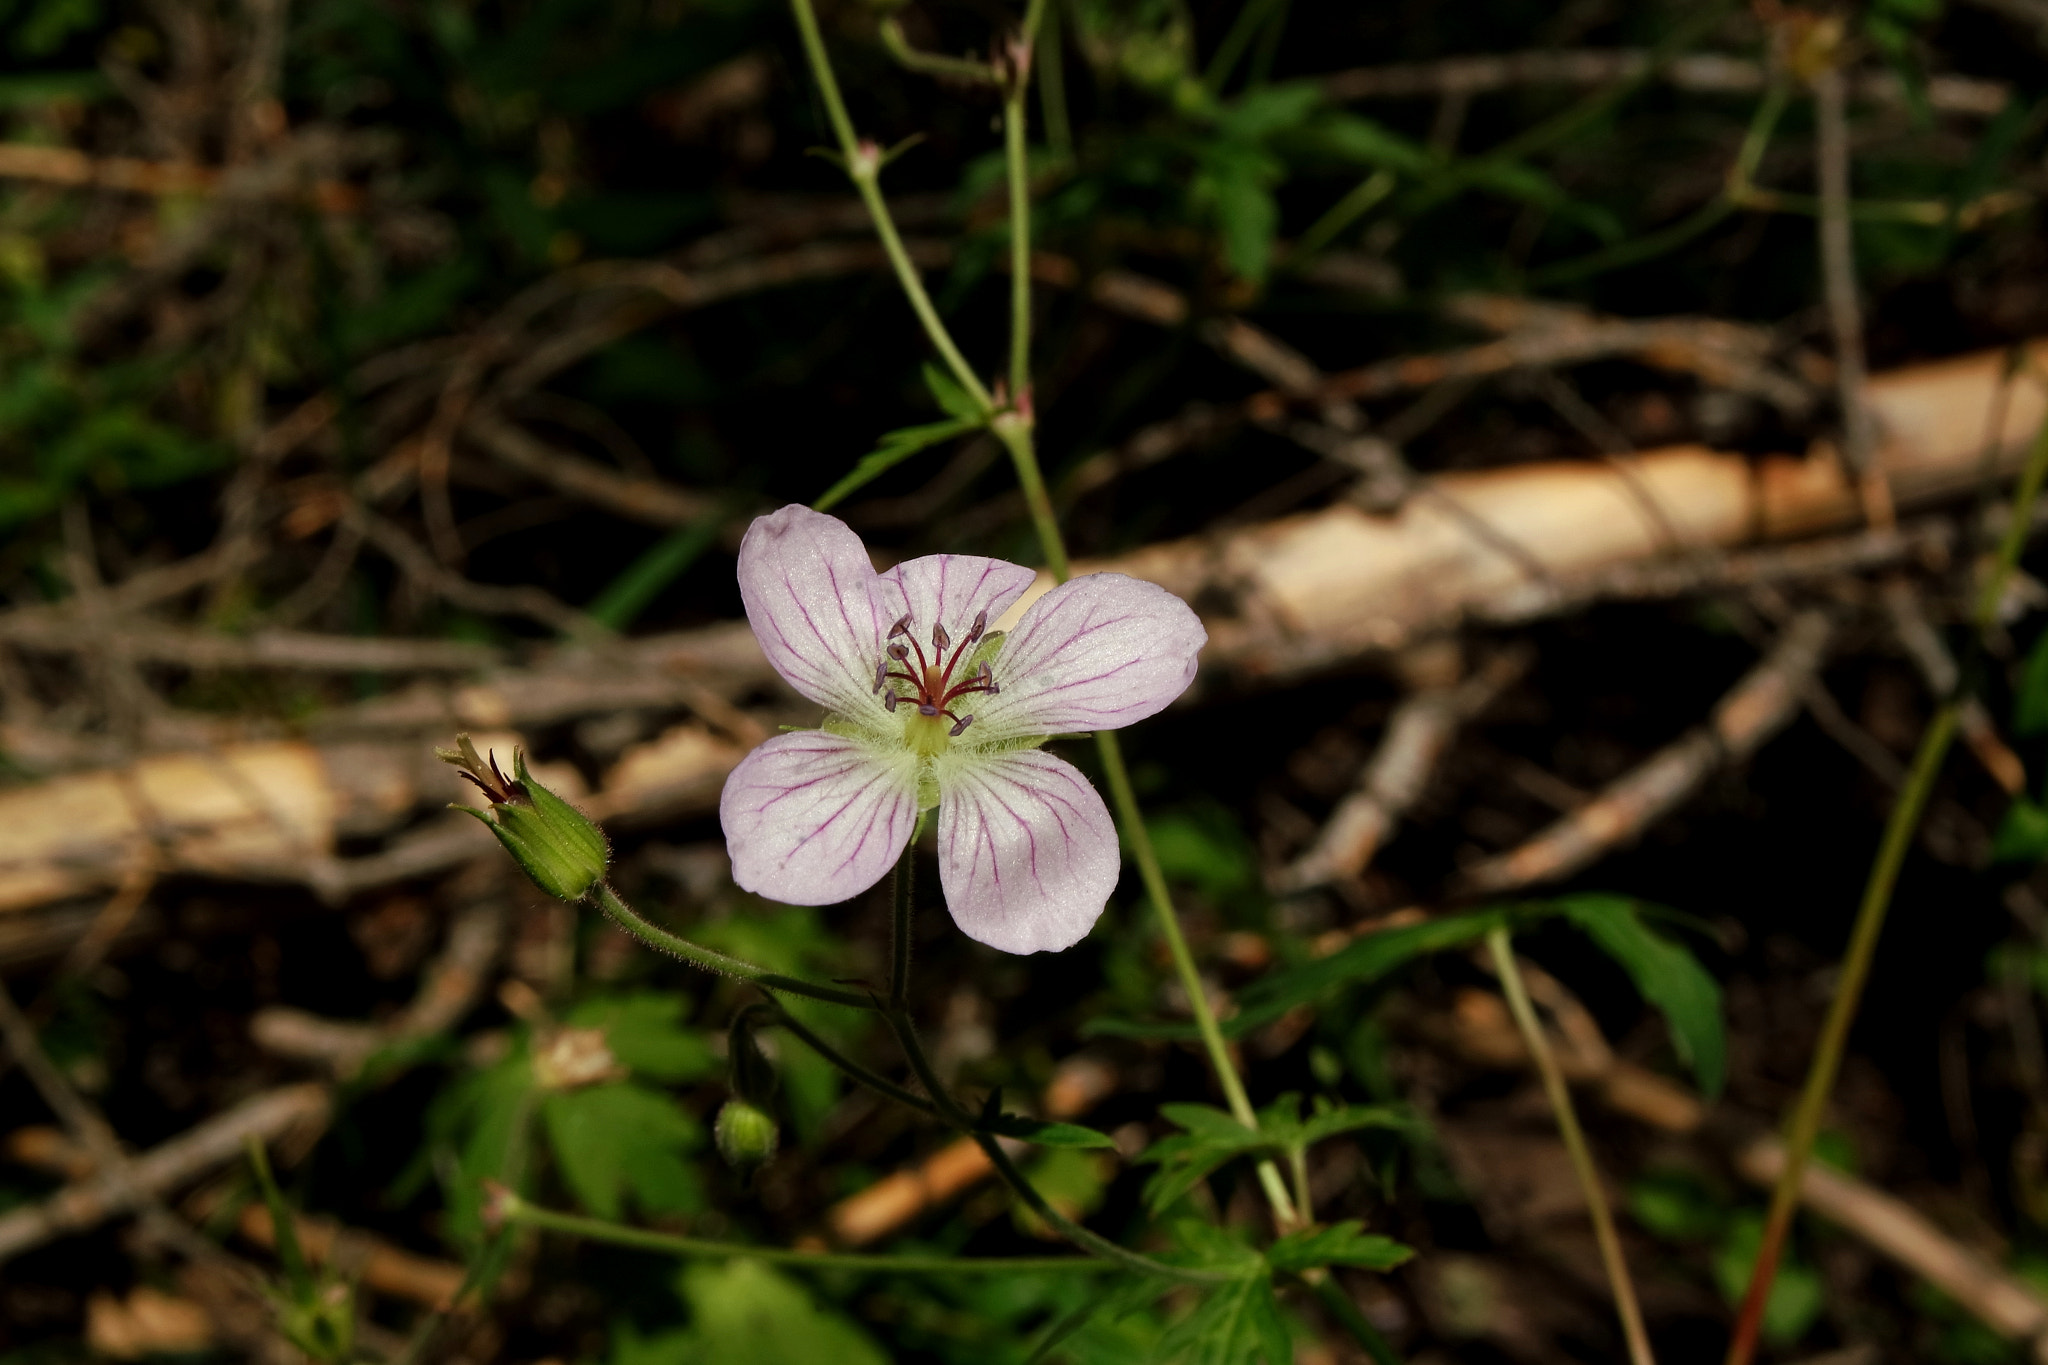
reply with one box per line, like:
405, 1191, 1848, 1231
454, 752, 610, 903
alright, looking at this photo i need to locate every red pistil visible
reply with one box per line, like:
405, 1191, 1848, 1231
875, 609, 998, 733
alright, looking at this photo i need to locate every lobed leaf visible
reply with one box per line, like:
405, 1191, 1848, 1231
1265, 1222, 1414, 1274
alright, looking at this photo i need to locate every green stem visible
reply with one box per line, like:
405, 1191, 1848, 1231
1487, 928, 1655, 1365
881, 1003, 1234, 1282
1093, 729, 1299, 1227
889, 837, 916, 1009
764, 1002, 938, 1117
1726, 411, 2048, 1365
1004, 0, 1048, 401
787, 0, 994, 413
880, 17, 1000, 84
499, 1192, 1114, 1274
1530, 79, 1784, 287
1005, 91, 1033, 402
591, 883, 876, 1011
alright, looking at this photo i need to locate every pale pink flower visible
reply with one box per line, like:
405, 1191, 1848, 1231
718, 505, 1207, 954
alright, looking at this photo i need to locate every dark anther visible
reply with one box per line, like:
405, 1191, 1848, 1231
919, 702, 939, 717
932, 622, 951, 652
887, 643, 910, 661
873, 660, 888, 693
883, 692, 899, 712
948, 714, 974, 737
964, 610, 987, 646
888, 615, 910, 638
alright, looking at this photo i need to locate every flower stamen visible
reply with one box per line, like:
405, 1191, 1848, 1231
877, 612, 1001, 731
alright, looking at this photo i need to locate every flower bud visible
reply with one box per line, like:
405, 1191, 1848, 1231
438, 735, 609, 903
714, 1098, 779, 1171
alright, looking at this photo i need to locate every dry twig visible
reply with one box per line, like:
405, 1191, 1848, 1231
1458, 611, 1832, 895
1277, 648, 1530, 893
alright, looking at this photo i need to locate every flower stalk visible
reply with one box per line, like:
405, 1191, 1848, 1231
780, 0, 1299, 1231
1487, 927, 1655, 1365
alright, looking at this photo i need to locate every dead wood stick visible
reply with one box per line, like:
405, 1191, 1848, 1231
252, 889, 505, 1076
0, 614, 504, 673
1278, 649, 1530, 892
462, 405, 718, 528
1736, 1138, 2048, 1356
0, 1083, 330, 1263
1882, 577, 2026, 794
1457, 612, 1832, 896
1320, 49, 2009, 116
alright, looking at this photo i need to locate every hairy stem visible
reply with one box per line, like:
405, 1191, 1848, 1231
591, 883, 875, 1011
763, 1001, 939, 1117
1487, 928, 1655, 1365
787, 0, 993, 413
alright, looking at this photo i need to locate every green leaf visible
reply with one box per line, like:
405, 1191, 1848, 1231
1228, 908, 1511, 1036
1265, 1222, 1413, 1274
987, 1114, 1120, 1148
1158, 1103, 1261, 1145
2018, 628, 2048, 735
1304, 113, 1433, 175
812, 416, 983, 512
542, 1082, 703, 1221
1137, 1106, 1270, 1213
1627, 1169, 1727, 1242
564, 993, 717, 1084
922, 362, 984, 421
609, 1260, 890, 1365
1203, 144, 1280, 284
1295, 1102, 1411, 1147
1558, 895, 1726, 1099
1995, 798, 2048, 861
1151, 1272, 1289, 1365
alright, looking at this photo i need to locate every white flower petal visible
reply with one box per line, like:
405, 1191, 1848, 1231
721, 730, 919, 906
737, 505, 889, 719
968, 572, 1206, 743
875, 554, 1039, 649
933, 749, 1120, 954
